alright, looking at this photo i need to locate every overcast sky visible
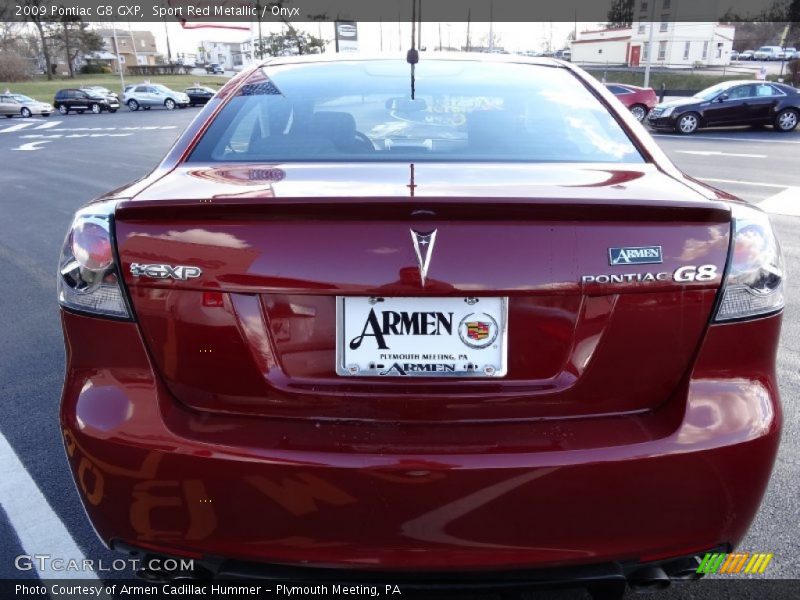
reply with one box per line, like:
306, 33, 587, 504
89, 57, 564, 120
120, 20, 580, 58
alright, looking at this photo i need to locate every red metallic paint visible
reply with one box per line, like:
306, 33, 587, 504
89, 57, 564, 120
61, 310, 781, 569
60, 56, 783, 576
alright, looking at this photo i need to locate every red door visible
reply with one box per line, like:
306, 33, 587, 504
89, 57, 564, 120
630, 45, 641, 67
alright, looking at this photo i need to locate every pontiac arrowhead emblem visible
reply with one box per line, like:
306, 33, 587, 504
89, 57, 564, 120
410, 229, 437, 286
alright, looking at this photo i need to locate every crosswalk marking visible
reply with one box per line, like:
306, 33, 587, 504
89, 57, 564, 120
21, 133, 134, 139
32, 120, 62, 130
0, 122, 39, 134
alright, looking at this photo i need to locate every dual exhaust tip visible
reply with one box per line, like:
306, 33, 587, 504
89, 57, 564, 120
627, 555, 704, 591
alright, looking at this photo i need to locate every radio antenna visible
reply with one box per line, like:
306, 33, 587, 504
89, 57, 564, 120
406, 0, 420, 99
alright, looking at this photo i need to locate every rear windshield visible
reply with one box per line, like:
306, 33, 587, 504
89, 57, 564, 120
188, 59, 643, 164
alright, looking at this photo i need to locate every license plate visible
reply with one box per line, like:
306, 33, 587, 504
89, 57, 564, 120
336, 297, 507, 377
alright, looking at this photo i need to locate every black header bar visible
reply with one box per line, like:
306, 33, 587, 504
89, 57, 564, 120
2, 0, 789, 23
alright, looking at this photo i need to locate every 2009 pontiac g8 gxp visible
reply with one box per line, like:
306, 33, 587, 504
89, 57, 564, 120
58, 55, 784, 593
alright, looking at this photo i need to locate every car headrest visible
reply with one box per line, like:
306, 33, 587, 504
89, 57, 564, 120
311, 111, 357, 139
467, 110, 521, 147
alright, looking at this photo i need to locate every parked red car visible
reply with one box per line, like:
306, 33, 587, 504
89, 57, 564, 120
606, 83, 658, 121
59, 56, 783, 596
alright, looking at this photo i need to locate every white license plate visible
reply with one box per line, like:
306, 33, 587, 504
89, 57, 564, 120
336, 297, 507, 377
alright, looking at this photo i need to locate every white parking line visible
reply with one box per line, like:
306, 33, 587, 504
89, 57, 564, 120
758, 186, 800, 216
677, 150, 767, 158
0, 431, 96, 581
698, 177, 790, 189
654, 133, 800, 144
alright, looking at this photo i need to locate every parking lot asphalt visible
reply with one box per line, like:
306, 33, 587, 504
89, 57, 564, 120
0, 108, 798, 597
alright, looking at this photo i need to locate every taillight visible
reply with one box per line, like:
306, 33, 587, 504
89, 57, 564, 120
714, 204, 784, 322
57, 201, 131, 319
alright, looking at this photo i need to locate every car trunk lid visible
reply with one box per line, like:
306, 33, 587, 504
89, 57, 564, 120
115, 163, 730, 422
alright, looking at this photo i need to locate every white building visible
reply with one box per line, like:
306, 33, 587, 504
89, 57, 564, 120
197, 41, 245, 70
630, 21, 735, 67
570, 27, 632, 66
571, 22, 735, 68
571, 0, 736, 68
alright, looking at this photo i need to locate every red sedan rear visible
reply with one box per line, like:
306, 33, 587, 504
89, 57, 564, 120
58, 56, 783, 594
606, 83, 659, 121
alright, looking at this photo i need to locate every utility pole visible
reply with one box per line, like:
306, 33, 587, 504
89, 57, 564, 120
163, 18, 172, 63
573, 9, 577, 45
466, 9, 471, 51
778, 21, 790, 80
643, 0, 656, 88
417, 2, 422, 51
128, 22, 140, 66
488, 0, 494, 52
256, 0, 263, 59
111, 24, 125, 93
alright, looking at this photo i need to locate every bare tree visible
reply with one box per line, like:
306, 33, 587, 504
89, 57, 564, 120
606, 0, 634, 28
0, 22, 24, 52
23, 0, 54, 79
56, 17, 102, 77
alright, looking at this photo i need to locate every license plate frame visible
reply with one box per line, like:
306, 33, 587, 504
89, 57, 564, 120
336, 296, 508, 378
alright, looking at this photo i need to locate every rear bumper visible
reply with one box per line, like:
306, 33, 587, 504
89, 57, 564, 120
60, 310, 782, 572
114, 539, 719, 590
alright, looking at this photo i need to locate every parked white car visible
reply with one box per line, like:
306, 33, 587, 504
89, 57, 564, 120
753, 46, 783, 60
122, 83, 190, 111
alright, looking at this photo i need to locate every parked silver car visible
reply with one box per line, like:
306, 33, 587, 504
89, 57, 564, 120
753, 46, 783, 60
123, 83, 190, 111
0, 93, 53, 118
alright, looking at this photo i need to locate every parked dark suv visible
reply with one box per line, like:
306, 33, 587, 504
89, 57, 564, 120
53, 88, 120, 115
